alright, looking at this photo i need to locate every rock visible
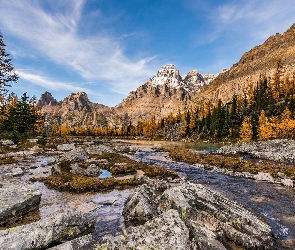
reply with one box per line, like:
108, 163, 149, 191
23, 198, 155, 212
140, 175, 182, 192
0, 183, 2, 188
158, 183, 273, 249
0, 184, 41, 225
51, 164, 62, 174
11, 167, 24, 176
70, 163, 101, 177
57, 143, 76, 151
281, 178, 294, 188
98, 209, 190, 250
122, 184, 158, 227
0, 210, 95, 250
254, 172, 274, 182
48, 234, 97, 250
59, 148, 88, 162
217, 139, 295, 163
85, 164, 101, 176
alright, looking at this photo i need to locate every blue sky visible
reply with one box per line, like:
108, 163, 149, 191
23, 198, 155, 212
0, 0, 295, 106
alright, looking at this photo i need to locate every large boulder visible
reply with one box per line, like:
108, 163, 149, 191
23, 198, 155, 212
48, 234, 96, 250
59, 148, 88, 162
122, 184, 158, 226
0, 184, 41, 225
0, 210, 95, 250
98, 209, 190, 250
159, 182, 273, 249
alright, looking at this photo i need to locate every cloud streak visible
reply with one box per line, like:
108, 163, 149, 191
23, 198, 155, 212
0, 0, 158, 95
18, 70, 90, 93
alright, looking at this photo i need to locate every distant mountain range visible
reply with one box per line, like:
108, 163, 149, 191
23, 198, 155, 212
37, 23, 295, 129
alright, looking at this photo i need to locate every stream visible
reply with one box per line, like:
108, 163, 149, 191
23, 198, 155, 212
1, 139, 295, 249
125, 141, 295, 249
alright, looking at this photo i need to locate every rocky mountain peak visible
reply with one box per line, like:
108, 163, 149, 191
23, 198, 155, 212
149, 64, 182, 88
61, 92, 92, 112
37, 91, 58, 107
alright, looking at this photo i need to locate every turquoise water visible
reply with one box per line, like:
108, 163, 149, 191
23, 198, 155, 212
99, 169, 112, 179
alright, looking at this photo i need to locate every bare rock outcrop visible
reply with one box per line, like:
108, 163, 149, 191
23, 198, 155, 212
122, 184, 158, 226
98, 209, 190, 250
0, 184, 41, 226
159, 183, 273, 249
0, 210, 95, 250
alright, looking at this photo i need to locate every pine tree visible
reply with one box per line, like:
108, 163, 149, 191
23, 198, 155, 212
0, 31, 18, 102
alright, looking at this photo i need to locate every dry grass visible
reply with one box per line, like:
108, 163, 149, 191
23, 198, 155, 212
34, 152, 177, 193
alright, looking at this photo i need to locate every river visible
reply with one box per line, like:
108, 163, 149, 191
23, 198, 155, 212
124, 139, 295, 249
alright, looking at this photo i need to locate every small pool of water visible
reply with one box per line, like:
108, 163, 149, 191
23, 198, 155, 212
99, 169, 112, 179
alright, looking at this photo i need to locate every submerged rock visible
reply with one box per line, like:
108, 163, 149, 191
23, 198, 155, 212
122, 184, 158, 226
0, 184, 41, 226
0, 210, 95, 250
158, 182, 273, 249
98, 209, 190, 250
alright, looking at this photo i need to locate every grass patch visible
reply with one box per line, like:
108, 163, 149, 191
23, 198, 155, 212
34, 152, 178, 193
0, 155, 18, 165
33, 174, 141, 193
166, 148, 295, 179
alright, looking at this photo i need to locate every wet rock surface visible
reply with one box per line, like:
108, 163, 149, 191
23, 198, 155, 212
0, 184, 41, 226
0, 210, 95, 250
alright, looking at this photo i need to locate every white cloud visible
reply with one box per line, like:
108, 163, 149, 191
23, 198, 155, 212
0, 0, 158, 95
18, 70, 90, 93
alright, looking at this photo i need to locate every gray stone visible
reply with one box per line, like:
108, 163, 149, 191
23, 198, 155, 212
216, 139, 295, 163
97, 209, 190, 250
57, 143, 76, 151
158, 182, 273, 249
122, 184, 158, 226
254, 172, 274, 182
281, 178, 294, 188
11, 167, 24, 176
59, 148, 88, 162
0, 210, 95, 250
85, 164, 101, 176
48, 234, 97, 250
70, 163, 101, 177
0, 184, 41, 225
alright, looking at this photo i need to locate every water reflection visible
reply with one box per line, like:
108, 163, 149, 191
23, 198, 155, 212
99, 169, 112, 179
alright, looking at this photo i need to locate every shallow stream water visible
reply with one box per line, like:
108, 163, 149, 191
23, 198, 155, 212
126, 142, 295, 249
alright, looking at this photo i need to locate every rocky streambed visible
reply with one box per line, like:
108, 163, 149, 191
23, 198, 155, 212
0, 138, 295, 249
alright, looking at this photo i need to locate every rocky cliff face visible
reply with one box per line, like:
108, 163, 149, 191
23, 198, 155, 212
38, 92, 123, 130
116, 64, 212, 122
197, 23, 295, 104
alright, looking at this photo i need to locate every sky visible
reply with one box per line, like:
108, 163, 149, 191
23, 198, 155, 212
0, 0, 295, 107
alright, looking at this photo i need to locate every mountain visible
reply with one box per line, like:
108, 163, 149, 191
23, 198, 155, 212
38, 92, 123, 130
116, 64, 216, 122
197, 23, 295, 104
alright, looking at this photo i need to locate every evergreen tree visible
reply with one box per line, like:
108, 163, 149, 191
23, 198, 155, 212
0, 31, 18, 101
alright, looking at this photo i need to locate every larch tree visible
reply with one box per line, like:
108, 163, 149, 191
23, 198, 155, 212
239, 117, 253, 142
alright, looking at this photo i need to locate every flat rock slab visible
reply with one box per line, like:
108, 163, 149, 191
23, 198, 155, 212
0, 210, 95, 250
0, 184, 41, 225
